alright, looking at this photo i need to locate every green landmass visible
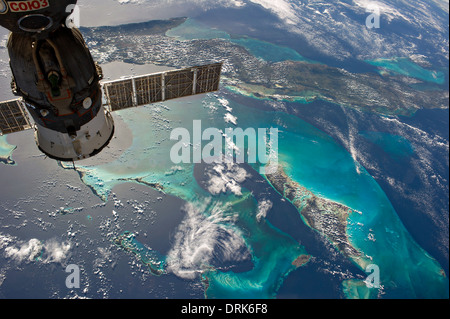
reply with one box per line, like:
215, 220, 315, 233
113, 231, 166, 276
81, 18, 448, 117
266, 164, 367, 267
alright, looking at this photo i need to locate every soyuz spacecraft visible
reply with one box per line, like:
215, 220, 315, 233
0, 0, 222, 161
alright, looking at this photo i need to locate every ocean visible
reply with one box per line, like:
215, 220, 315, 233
0, 16, 448, 299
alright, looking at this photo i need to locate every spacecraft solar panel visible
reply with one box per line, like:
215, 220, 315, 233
103, 63, 222, 112
195, 63, 222, 94
0, 99, 32, 135
164, 68, 195, 100
135, 73, 163, 106
103, 79, 134, 112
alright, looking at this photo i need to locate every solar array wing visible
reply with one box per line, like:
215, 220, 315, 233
103, 62, 223, 112
103, 78, 134, 112
135, 73, 163, 106
195, 63, 222, 94
164, 68, 195, 101
0, 99, 32, 135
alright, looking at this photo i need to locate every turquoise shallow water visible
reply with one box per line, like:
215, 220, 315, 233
365, 57, 446, 85
0, 135, 16, 165
202, 193, 307, 299
277, 128, 446, 298
75, 97, 311, 298
166, 18, 231, 41
5, 18, 446, 299
114, 231, 166, 276
225, 97, 447, 299
73, 91, 447, 298
70, 19, 449, 299
231, 37, 315, 63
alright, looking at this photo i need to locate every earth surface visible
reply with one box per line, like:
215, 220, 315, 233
0, 0, 448, 299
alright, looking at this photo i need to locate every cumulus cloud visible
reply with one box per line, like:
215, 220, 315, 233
166, 201, 250, 279
4, 239, 43, 263
256, 199, 273, 222
114, 0, 296, 26
0, 233, 14, 250
205, 161, 251, 197
41, 239, 72, 264
3, 237, 71, 265
224, 113, 238, 126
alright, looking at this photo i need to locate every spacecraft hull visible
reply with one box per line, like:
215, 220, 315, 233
1, 0, 117, 161
0, 0, 77, 35
35, 105, 115, 161
0, 0, 223, 161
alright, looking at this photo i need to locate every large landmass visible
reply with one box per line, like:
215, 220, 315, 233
81, 18, 448, 117
266, 164, 365, 267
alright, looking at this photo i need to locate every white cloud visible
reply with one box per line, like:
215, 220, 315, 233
4, 239, 43, 263
41, 239, 72, 264
224, 113, 238, 126
3, 237, 71, 265
248, 0, 299, 25
116, 0, 246, 9
0, 234, 14, 250
256, 199, 273, 222
353, 0, 411, 22
166, 201, 250, 279
103, 0, 448, 61
205, 162, 250, 196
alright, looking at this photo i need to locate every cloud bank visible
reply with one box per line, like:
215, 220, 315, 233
2, 236, 71, 265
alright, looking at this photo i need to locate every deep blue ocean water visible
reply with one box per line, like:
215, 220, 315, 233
59, 89, 447, 299
0, 13, 448, 299
164, 18, 449, 298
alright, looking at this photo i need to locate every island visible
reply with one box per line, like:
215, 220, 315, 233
118, 177, 165, 193
81, 18, 448, 117
266, 164, 362, 263
113, 231, 166, 276
292, 254, 312, 268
